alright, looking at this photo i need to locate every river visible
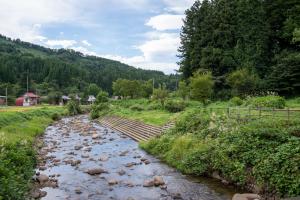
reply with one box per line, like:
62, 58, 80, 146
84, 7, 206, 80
34, 115, 239, 200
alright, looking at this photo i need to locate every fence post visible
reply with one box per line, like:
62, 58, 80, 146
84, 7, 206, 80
259, 107, 262, 118
227, 107, 230, 118
287, 108, 290, 124
248, 107, 251, 120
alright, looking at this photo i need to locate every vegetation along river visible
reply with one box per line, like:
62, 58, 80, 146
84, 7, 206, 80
33, 115, 240, 200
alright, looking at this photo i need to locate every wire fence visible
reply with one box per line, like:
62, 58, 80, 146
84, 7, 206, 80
207, 107, 300, 122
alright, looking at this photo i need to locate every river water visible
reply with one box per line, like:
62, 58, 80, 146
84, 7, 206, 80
35, 115, 238, 200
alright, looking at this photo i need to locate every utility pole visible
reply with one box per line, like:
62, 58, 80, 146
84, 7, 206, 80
27, 72, 29, 93
152, 78, 155, 92
5, 87, 8, 106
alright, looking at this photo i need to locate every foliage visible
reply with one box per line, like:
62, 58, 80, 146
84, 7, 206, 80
141, 108, 300, 197
177, 81, 189, 100
95, 91, 109, 104
112, 79, 153, 98
245, 95, 286, 109
84, 83, 101, 97
152, 84, 169, 107
189, 71, 214, 104
129, 104, 145, 111
90, 91, 110, 119
226, 68, 260, 96
90, 103, 110, 119
178, 0, 300, 96
66, 100, 82, 115
229, 97, 243, 106
0, 107, 65, 199
164, 100, 186, 113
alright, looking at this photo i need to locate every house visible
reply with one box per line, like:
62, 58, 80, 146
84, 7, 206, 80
87, 95, 96, 104
0, 96, 6, 105
16, 92, 40, 106
61, 95, 71, 105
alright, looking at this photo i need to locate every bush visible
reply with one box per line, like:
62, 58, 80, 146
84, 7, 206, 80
51, 113, 61, 121
129, 104, 144, 111
165, 100, 186, 113
90, 103, 110, 119
66, 100, 82, 115
190, 71, 214, 104
229, 97, 243, 106
245, 95, 286, 108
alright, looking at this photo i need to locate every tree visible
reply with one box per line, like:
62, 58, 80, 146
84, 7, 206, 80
95, 91, 109, 104
152, 84, 169, 107
190, 71, 214, 104
85, 83, 101, 97
226, 68, 260, 96
177, 81, 190, 100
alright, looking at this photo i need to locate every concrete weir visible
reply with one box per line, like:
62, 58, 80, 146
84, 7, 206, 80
98, 116, 175, 141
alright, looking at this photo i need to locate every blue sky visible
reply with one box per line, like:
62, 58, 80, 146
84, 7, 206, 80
0, 0, 195, 74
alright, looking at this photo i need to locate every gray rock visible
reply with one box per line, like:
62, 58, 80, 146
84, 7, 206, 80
86, 168, 108, 175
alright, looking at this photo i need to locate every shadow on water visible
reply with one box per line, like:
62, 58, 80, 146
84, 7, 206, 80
35, 115, 241, 200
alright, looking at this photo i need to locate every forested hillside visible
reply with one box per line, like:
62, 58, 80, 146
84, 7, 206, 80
0, 35, 178, 102
178, 0, 300, 97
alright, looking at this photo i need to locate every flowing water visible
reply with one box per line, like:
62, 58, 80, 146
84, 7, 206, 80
35, 115, 239, 200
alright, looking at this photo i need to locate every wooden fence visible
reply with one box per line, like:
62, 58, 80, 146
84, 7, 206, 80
207, 107, 300, 122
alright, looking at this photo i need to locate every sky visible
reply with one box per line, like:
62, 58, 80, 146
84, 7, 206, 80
0, 0, 195, 74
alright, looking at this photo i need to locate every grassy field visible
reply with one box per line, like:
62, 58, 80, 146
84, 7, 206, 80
106, 97, 300, 126
108, 99, 179, 126
0, 106, 65, 200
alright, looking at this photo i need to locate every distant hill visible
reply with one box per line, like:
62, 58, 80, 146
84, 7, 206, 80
0, 34, 178, 99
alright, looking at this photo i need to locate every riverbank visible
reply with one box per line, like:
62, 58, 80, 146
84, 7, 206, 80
0, 107, 66, 200
140, 109, 300, 199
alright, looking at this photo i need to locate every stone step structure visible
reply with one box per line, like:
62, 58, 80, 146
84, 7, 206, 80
98, 116, 175, 142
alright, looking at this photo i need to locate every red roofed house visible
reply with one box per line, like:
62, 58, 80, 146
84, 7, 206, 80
16, 92, 40, 106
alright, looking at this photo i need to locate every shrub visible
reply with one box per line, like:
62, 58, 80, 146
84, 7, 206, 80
130, 104, 144, 111
51, 113, 61, 121
226, 68, 260, 96
229, 97, 243, 106
95, 91, 109, 104
90, 103, 110, 119
245, 95, 286, 108
66, 100, 82, 115
165, 100, 186, 113
190, 71, 214, 104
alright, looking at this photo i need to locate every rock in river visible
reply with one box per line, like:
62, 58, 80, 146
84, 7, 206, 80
86, 168, 108, 175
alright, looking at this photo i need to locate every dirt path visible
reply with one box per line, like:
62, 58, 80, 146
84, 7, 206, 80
32, 115, 237, 200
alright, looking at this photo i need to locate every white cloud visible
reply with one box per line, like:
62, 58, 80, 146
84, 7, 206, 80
45, 40, 77, 48
98, 32, 180, 74
146, 14, 184, 31
163, 0, 195, 14
82, 40, 92, 46
0, 0, 78, 42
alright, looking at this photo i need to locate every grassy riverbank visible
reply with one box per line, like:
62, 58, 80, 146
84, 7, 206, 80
139, 99, 300, 198
0, 106, 65, 200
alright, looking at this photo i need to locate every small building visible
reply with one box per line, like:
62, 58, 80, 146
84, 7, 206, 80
61, 95, 71, 105
0, 96, 6, 106
87, 95, 96, 104
16, 92, 40, 106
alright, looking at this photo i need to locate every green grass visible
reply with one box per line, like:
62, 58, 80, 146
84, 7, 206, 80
108, 99, 177, 126
0, 106, 65, 200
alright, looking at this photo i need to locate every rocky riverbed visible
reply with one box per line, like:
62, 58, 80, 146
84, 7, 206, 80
32, 115, 240, 200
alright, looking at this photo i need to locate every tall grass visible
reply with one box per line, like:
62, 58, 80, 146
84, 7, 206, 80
0, 107, 65, 200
